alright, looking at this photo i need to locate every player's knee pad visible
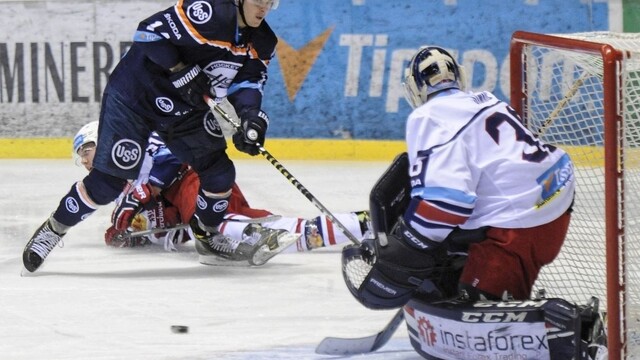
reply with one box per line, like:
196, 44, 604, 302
404, 295, 604, 360
342, 234, 449, 310
82, 169, 128, 205
196, 152, 235, 194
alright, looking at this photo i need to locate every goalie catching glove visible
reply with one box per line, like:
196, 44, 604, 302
111, 183, 158, 231
342, 217, 452, 310
233, 108, 268, 156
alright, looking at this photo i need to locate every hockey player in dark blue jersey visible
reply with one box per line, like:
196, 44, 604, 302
22, 0, 281, 272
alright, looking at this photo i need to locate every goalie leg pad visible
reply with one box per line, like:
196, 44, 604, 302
404, 296, 601, 360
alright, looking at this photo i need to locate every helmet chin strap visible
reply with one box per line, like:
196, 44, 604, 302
237, 0, 256, 29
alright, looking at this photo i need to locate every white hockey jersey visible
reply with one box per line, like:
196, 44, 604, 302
405, 89, 575, 242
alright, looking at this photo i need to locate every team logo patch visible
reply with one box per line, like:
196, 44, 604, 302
111, 139, 142, 170
204, 111, 224, 138
212, 200, 228, 213
156, 97, 174, 113
196, 195, 207, 210
204, 61, 241, 99
187, 1, 212, 24
65, 197, 80, 214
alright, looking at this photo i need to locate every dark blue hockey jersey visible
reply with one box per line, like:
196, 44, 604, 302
107, 0, 277, 122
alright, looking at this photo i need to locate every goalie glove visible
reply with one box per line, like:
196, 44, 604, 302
396, 217, 442, 251
111, 183, 157, 231
233, 108, 268, 156
341, 218, 448, 310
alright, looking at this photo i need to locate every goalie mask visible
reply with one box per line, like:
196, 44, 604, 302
403, 46, 467, 109
73, 121, 98, 155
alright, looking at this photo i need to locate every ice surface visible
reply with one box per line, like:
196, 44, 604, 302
0, 159, 421, 359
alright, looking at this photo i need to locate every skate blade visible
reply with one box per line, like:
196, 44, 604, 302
20, 267, 36, 277
198, 254, 250, 267
250, 233, 301, 266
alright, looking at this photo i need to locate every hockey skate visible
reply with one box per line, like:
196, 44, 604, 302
23, 218, 65, 272
242, 224, 300, 266
580, 297, 608, 360
190, 217, 255, 266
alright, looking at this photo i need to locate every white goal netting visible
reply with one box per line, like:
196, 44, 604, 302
512, 31, 640, 358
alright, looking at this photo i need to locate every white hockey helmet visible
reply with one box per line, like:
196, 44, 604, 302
73, 121, 99, 155
403, 46, 467, 109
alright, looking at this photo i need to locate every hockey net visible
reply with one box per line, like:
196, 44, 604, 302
510, 31, 640, 359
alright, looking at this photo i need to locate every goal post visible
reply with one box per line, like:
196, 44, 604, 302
510, 30, 640, 360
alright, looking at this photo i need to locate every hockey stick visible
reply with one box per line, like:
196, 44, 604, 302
204, 96, 405, 350
223, 214, 282, 224
536, 72, 587, 136
535, 53, 603, 136
204, 95, 361, 245
315, 308, 405, 355
119, 215, 283, 239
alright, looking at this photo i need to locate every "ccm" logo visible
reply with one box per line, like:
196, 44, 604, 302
461, 312, 528, 323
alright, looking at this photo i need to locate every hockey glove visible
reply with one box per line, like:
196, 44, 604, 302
104, 226, 151, 248
396, 217, 442, 251
233, 108, 269, 156
111, 184, 157, 231
342, 218, 448, 310
169, 64, 210, 108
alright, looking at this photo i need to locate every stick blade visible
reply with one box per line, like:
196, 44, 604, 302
315, 309, 405, 355
315, 335, 381, 356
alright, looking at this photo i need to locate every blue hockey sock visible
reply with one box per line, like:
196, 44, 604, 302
193, 187, 231, 229
52, 182, 98, 228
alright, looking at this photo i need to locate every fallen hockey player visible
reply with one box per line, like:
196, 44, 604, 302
72, 121, 373, 266
338, 46, 607, 359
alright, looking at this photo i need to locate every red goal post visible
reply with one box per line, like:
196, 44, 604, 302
510, 30, 640, 360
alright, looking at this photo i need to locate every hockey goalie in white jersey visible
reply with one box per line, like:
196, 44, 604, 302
340, 46, 606, 359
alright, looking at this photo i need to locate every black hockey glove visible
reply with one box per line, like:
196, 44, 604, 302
233, 108, 269, 156
342, 218, 447, 310
169, 64, 210, 108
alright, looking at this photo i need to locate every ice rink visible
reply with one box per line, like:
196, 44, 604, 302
0, 158, 423, 359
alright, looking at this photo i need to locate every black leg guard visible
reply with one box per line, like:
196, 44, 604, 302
403, 295, 605, 360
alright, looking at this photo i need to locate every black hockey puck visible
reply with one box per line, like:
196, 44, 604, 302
170, 325, 189, 334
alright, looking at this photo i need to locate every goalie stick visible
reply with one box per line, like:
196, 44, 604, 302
204, 95, 360, 245
315, 308, 405, 355
118, 215, 283, 239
